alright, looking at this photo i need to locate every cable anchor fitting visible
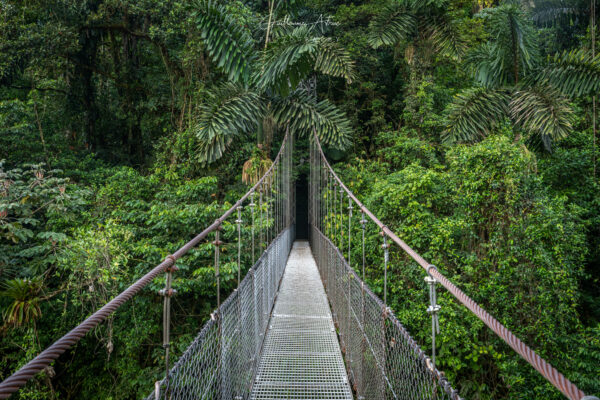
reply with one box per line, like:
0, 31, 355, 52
425, 266, 441, 369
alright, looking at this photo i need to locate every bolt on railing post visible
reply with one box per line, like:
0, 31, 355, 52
425, 265, 441, 370
158, 256, 177, 399
381, 232, 389, 306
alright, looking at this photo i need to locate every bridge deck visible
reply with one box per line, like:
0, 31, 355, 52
250, 241, 353, 400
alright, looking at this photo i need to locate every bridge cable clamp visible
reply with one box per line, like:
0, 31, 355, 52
158, 288, 177, 297
425, 266, 441, 369
154, 381, 161, 400
425, 275, 441, 333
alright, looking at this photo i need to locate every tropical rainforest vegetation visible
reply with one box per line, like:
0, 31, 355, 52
0, 0, 599, 399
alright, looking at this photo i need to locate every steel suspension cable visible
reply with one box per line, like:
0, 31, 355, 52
0, 129, 291, 399
311, 131, 593, 400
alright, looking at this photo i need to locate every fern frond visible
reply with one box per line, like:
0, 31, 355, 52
194, 0, 256, 83
442, 87, 510, 143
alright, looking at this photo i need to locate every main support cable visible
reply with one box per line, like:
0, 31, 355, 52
310, 130, 595, 400
0, 128, 293, 399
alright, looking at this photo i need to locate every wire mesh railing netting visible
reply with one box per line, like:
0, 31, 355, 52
308, 132, 461, 400
310, 227, 461, 400
143, 131, 294, 400
148, 227, 293, 400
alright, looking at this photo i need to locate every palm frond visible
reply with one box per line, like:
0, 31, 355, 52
407, 0, 451, 12
442, 87, 510, 143
476, 2, 539, 83
314, 37, 356, 83
465, 43, 510, 87
273, 90, 352, 149
510, 85, 574, 150
539, 50, 600, 97
194, 0, 256, 83
194, 83, 264, 164
197, 136, 230, 165
256, 26, 319, 95
367, 2, 416, 49
256, 26, 355, 95
427, 13, 466, 60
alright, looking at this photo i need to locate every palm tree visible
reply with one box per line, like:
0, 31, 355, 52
366, 0, 465, 137
191, 0, 355, 165
443, 0, 600, 150
367, 0, 465, 69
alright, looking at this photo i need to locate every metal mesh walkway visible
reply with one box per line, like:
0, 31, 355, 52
4, 127, 594, 400
251, 241, 353, 400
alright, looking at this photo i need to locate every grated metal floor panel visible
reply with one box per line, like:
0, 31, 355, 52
251, 241, 354, 400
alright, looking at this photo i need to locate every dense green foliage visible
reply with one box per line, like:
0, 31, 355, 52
0, 0, 598, 399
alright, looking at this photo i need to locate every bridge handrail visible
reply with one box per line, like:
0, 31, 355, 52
0, 130, 291, 400
312, 131, 592, 400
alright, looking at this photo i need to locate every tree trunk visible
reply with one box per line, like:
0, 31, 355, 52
72, 28, 101, 152
592, 0, 597, 178
511, 20, 519, 84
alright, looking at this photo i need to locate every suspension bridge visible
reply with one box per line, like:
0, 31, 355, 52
0, 130, 597, 400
